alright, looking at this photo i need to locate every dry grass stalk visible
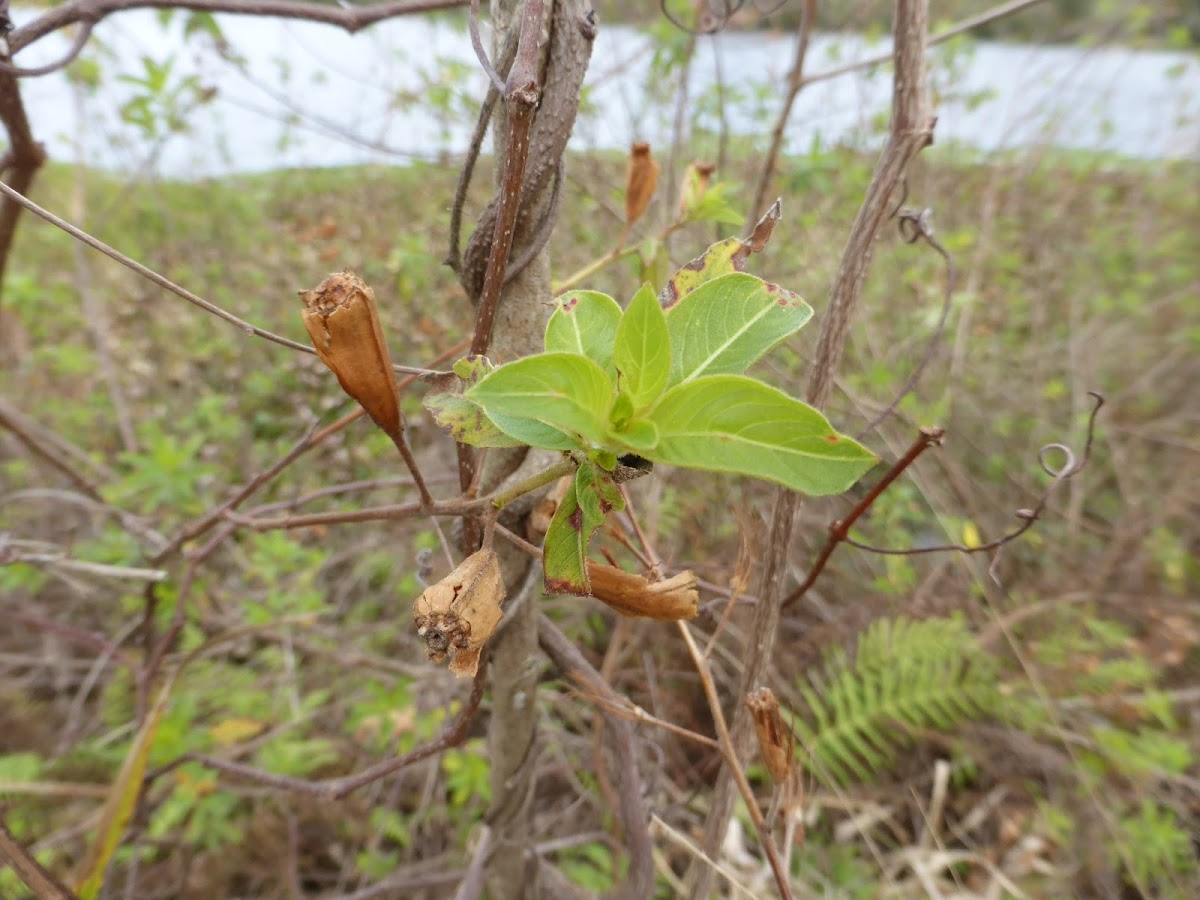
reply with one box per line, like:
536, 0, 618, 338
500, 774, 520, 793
413, 549, 505, 677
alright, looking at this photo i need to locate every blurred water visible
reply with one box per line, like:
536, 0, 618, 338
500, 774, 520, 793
14, 8, 1200, 177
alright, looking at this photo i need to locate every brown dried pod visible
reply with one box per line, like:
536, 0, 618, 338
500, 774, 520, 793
746, 687, 795, 786
412, 549, 505, 678
624, 142, 660, 228
300, 272, 402, 439
585, 561, 698, 621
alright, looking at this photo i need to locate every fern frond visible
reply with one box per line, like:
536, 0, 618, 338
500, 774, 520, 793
794, 614, 998, 787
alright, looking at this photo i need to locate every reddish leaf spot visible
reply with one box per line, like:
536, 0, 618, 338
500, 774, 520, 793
568, 507, 585, 531
561, 296, 579, 311
826, 434, 840, 442
660, 283, 680, 309
544, 576, 589, 597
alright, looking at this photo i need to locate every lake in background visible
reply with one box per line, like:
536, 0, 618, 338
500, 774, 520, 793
13, 7, 1200, 177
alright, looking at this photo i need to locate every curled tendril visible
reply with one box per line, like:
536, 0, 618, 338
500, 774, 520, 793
844, 392, 1106, 584
661, 0, 790, 35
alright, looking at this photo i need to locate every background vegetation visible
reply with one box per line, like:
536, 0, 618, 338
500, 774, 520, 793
1, 0, 1197, 897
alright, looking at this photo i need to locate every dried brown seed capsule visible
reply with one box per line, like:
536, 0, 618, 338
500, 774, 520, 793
585, 562, 698, 621
746, 687, 795, 786
412, 549, 505, 678
300, 272, 402, 439
624, 142, 660, 229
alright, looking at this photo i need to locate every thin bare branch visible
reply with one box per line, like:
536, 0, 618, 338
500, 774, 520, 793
783, 425, 945, 608
686, 2, 936, 894
0, 818, 77, 900
8, 0, 467, 55
800, 0, 1052, 89
538, 614, 655, 900
0, 180, 315, 355
675, 621, 793, 900
844, 393, 1104, 573
856, 197, 958, 437
160, 652, 489, 798
749, 0, 814, 221
0, 20, 94, 76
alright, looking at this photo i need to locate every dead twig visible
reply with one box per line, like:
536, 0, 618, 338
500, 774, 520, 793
0, 817, 78, 899
156, 651, 489, 799
856, 194, 958, 438
686, 2, 937, 894
844, 393, 1104, 586
676, 621, 794, 900
538, 614, 655, 900
748, 0, 814, 221
783, 425, 945, 608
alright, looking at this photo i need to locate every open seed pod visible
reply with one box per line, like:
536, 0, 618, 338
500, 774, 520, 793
300, 272, 402, 439
412, 549, 505, 677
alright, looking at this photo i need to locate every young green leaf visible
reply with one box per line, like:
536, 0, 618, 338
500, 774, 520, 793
545, 290, 623, 376
611, 417, 659, 452
666, 272, 812, 386
543, 462, 625, 596
613, 283, 670, 410
422, 357, 524, 448
646, 375, 876, 495
466, 353, 614, 451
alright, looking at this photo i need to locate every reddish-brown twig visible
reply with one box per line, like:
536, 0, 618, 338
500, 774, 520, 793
783, 425, 946, 609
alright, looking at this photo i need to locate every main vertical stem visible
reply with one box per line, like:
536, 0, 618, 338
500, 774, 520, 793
482, 2, 553, 895
685, 2, 934, 896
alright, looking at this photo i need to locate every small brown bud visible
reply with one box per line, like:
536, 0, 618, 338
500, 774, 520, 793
413, 549, 505, 678
300, 272, 402, 439
678, 161, 716, 218
746, 687, 795, 785
624, 142, 660, 229
585, 562, 698, 621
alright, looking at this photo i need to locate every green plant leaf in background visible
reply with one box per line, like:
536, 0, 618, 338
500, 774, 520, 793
542, 461, 625, 596
75, 686, 169, 899
422, 356, 523, 448
613, 283, 670, 411
544, 289, 623, 377
794, 615, 999, 788
646, 374, 876, 495
665, 272, 813, 386
467, 353, 615, 451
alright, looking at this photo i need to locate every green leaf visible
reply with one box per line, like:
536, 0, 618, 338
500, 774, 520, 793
666, 273, 812, 386
543, 462, 625, 596
613, 284, 670, 410
638, 237, 671, 292
646, 375, 876, 495
611, 417, 659, 452
422, 357, 523, 448
467, 353, 615, 451
683, 182, 744, 226
545, 290, 622, 377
